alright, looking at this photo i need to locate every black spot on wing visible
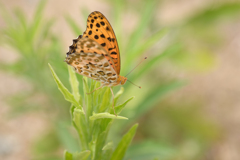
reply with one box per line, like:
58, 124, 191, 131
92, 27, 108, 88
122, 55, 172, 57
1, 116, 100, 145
111, 52, 117, 55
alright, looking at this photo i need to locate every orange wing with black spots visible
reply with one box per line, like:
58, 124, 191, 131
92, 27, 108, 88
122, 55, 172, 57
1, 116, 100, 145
82, 11, 121, 75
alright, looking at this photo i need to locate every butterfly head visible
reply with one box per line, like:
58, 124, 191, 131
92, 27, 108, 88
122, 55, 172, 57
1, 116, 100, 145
117, 75, 127, 85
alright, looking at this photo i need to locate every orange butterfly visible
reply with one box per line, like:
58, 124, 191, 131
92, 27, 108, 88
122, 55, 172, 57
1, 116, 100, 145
65, 11, 144, 115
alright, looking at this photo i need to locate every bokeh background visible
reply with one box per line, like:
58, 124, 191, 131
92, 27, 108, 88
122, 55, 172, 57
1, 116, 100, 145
0, 0, 240, 160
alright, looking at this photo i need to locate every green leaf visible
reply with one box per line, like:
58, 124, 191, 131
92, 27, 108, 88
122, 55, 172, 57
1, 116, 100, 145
94, 131, 108, 159
68, 65, 80, 102
64, 150, 91, 160
82, 77, 93, 119
99, 87, 111, 112
48, 63, 81, 109
114, 87, 124, 105
111, 124, 138, 160
72, 108, 88, 150
114, 97, 134, 114
90, 112, 128, 120
64, 150, 73, 160
102, 142, 113, 151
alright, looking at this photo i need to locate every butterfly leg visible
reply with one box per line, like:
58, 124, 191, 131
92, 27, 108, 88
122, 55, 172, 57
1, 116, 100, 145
86, 86, 103, 94
110, 87, 117, 116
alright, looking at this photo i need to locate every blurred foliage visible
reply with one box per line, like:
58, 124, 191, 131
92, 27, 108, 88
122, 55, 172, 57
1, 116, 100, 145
0, 0, 239, 159
0, 0, 70, 114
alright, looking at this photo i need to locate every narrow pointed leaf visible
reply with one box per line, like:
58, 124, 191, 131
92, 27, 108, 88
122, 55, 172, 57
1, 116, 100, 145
64, 150, 73, 160
111, 124, 138, 160
90, 112, 128, 120
73, 108, 88, 150
102, 142, 113, 150
48, 64, 81, 109
83, 77, 93, 119
99, 87, 111, 112
64, 150, 91, 160
113, 97, 134, 115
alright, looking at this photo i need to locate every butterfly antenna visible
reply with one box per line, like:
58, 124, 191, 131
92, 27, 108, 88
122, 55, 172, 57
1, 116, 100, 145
127, 79, 141, 89
125, 57, 147, 77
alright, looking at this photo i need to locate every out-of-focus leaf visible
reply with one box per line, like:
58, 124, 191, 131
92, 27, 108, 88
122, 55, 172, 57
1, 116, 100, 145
13, 8, 27, 32
187, 3, 240, 26
34, 0, 47, 20
102, 142, 113, 151
126, 0, 158, 51
133, 81, 185, 119
64, 150, 91, 160
56, 122, 80, 152
29, 0, 47, 41
64, 151, 73, 160
126, 28, 168, 65
90, 112, 128, 120
48, 63, 81, 109
129, 44, 181, 84
32, 129, 60, 155
170, 49, 215, 71
65, 15, 83, 35
111, 124, 138, 160
124, 141, 176, 160
37, 18, 55, 48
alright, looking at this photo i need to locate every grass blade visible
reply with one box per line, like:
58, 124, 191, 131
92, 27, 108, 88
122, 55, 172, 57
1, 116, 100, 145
90, 112, 128, 120
64, 150, 91, 160
111, 124, 138, 160
48, 63, 81, 109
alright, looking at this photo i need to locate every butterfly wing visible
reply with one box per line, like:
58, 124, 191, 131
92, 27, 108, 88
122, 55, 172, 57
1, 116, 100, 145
82, 11, 121, 75
65, 37, 118, 85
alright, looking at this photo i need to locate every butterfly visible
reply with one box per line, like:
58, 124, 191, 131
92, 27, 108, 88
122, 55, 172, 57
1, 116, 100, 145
65, 11, 128, 115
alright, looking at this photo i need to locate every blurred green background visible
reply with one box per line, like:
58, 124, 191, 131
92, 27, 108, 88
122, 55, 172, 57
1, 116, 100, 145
0, 0, 240, 160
